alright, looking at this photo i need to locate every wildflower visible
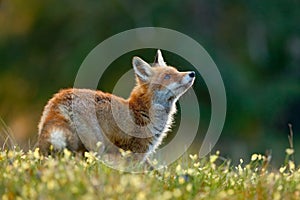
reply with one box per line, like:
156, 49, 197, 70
251, 154, 258, 161
273, 191, 281, 200
289, 160, 295, 171
84, 152, 90, 158
236, 165, 243, 175
130, 176, 142, 189
120, 175, 129, 187
152, 159, 158, 166
164, 171, 170, 178
267, 172, 275, 182
178, 176, 185, 184
279, 166, 286, 173
21, 162, 30, 170
162, 191, 172, 200
257, 154, 263, 160
176, 164, 182, 174
286, 148, 294, 155
227, 189, 234, 195
230, 179, 235, 186
217, 191, 227, 198
173, 188, 182, 198
7, 150, 14, 159
21, 154, 26, 159
210, 155, 218, 163
84, 152, 97, 163
186, 183, 193, 192
119, 148, 131, 157
189, 154, 198, 161
105, 186, 113, 195
47, 180, 56, 190
137, 192, 146, 200
71, 186, 79, 194
187, 168, 195, 175
63, 148, 71, 159
96, 141, 102, 148
2, 194, 9, 200
193, 162, 200, 168
33, 148, 40, 159
115, 185, 125, 194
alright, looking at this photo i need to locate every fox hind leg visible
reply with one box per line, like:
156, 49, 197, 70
38, 123, 86, 155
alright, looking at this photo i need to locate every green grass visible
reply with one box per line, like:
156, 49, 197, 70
0, 147, 299, 200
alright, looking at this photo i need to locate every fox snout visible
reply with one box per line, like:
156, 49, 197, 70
186, 71, 196, 81
189, 71, 195, 78
182, 71, 196, 86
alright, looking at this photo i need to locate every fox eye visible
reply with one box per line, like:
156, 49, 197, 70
164, 74, 171, 80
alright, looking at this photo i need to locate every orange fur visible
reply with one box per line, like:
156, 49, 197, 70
38, 50, 195, 162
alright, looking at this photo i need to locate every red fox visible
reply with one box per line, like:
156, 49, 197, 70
38, 50, 195, 163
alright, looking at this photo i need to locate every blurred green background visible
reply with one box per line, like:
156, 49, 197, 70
0, 0, 299, 165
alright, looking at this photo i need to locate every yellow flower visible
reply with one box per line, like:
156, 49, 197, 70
193, 162, 200, 168
176, 164, 182, 174
187, 168, 195, 175
186, 183, 193, 192
116, 185, 125, 194
96, 141, 102, 148
258, 154, 262, 160
173, 188, 182, 198
130, 176, 142, 188
119, 148, 131, 157
178, 176, 185, 184
63, 148, 71, 159
286, 148, 294, 155
210, 155, 218, 163
152, 159, 158, 166
47, 180, 56, 190
227, 189, 234, 195
164, 171, 170, 178
84, 152, 98, 163
279, 166, 286, 173
162, 191, 172, 200
137, 192, 146, 200
251, 154, 258, 161
7, 150, 14, 159
273, 191, 281, 200
289, 160, 295, 171
2, 194, 8, 200
120, 175, 129, 187
189, 154, 198, 161
33, 148, 40, 159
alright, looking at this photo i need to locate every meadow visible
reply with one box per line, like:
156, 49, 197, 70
0, 145, 299, 200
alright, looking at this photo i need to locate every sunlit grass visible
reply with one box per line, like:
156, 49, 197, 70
0, 146, 300, 200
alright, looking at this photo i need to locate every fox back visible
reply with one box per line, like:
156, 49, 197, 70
38, 50, 195, 162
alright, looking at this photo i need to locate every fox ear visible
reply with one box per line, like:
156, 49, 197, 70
154, 49, 167, 67
132, 56, 153, 82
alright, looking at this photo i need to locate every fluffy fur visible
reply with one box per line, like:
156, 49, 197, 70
38, 50, 195, 162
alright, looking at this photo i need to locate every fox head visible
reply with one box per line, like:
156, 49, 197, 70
131, 50, 195, 110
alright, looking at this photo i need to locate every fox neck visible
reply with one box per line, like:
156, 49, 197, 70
128, 85, 176, 138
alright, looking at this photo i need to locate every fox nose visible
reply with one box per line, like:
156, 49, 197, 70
189, 71, 195, 78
